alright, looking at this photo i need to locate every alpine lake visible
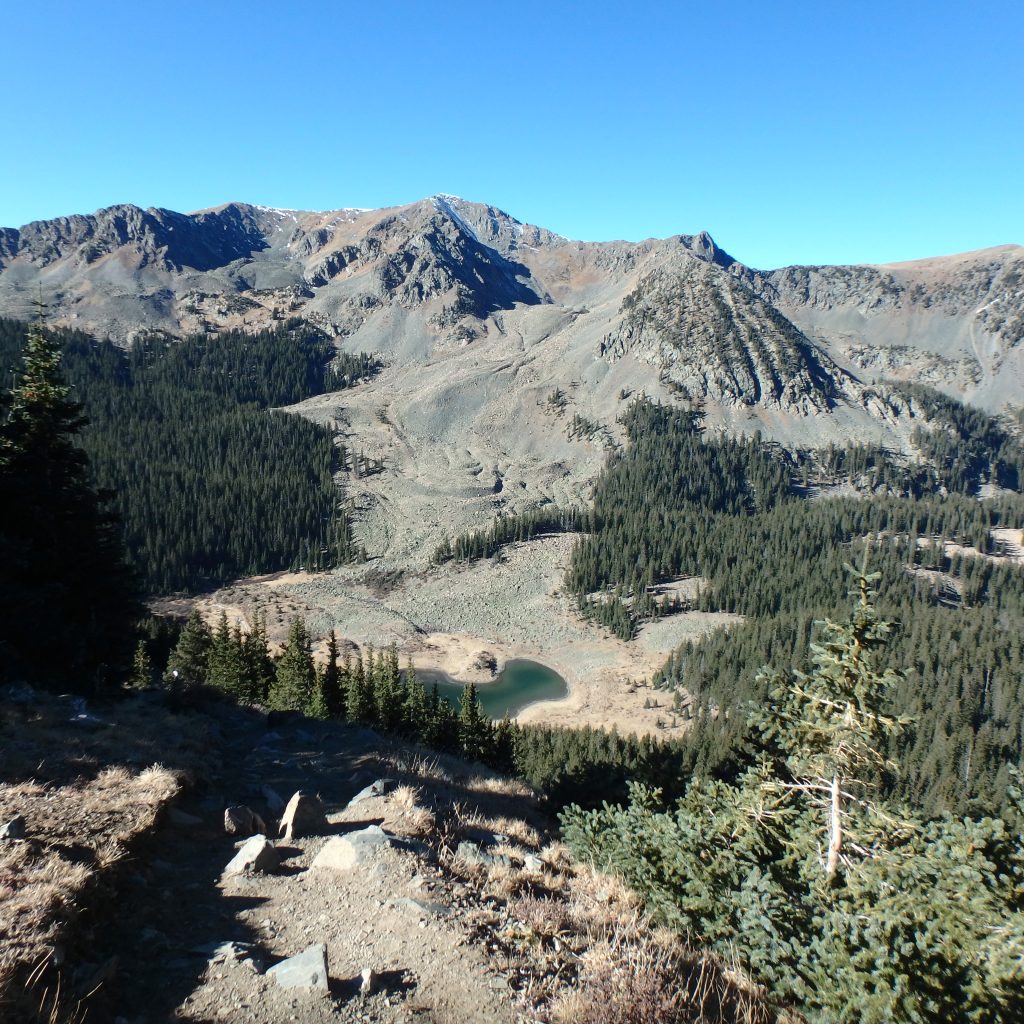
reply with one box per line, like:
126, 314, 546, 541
411, 658, 569, 719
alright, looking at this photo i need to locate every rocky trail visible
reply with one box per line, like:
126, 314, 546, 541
63, 704, 550, 1024
3, 690, 771, 1024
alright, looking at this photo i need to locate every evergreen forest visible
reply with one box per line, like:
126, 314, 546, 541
441, 397, 1024, 816
0, 318, 378, 592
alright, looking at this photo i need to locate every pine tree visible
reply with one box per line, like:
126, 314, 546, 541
0, 306, 138, 691
321, 630, 344, 718
269, 617, 317, 713
164, 610, 211, 690
128, 640, 153, 690
458, 683, 491, 763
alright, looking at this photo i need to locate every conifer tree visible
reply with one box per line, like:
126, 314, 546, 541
241, 613, 274, 704
458, 683, 491, 762
164, 610, 212, 690
402, 658, 427, 736
207, 612, 246, 698
128, 640, 153, 690
269, 617, 317, 712
346, 649, 372, 722
321, 629, 344, 718
561, 568, 1024, 1023
0, 306, 137, 690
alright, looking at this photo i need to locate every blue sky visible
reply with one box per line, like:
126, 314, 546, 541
3, 1, 1021, 268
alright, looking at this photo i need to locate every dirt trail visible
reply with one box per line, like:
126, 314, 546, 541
85, 706, 528, 1024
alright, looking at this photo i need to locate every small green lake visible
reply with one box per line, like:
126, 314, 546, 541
412, 658, 569, 719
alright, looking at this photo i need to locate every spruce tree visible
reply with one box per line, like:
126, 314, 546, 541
165, 610, 212, 690
458, 683, 491, 762
321, 629, 344, 718
207, 612, 245, 698
128, 640, 153, 690
561, 568, 1024, 1023
269, 617, 316, 713
0, 307, 138, 691
241, 613, 274, 704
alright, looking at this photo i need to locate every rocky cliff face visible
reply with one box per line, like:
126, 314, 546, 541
0, 196, 1019, 417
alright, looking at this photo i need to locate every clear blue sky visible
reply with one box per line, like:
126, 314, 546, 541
3, 1, 1022, 268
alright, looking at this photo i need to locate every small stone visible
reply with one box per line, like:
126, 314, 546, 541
224, 805, 267, 836
167, 807, 202, 828
267, 944, 329, 991
390, 897, 452, 917
278, 791, 327, 841
523, 854, 544, 872
311, 826, 392, 872
0, 815, 25, 840
360, 966, 378, 995
224, 835, 279, 876
346, 779, 394, 808
191, 940, 257, 964
455, 840, 512, 869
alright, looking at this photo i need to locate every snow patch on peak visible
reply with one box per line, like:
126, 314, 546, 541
431, 195, 478, 242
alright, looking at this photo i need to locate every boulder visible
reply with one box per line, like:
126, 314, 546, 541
523, 853, 544, 872
267, 943, 329, 991
278, 791, 327, 841
0, 815, 26, 841
224, 805, 267, 836
346, 778, 394, 807
224, 835, 279, 876
360, 966, 379, 995
311, 826, 392, 872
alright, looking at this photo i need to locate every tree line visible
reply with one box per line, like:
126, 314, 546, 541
0, 318, 379, 592
152, 608, 690, 810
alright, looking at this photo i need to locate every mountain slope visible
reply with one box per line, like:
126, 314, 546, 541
2, 198, 1021, 581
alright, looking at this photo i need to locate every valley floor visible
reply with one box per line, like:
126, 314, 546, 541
183, 536, 741, 737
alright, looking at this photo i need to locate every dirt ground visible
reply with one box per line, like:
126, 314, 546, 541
184, 536, 742, 739
1, 690, 773, 1024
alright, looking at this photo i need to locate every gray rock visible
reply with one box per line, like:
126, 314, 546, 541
523, 853, 544, 872
267, 943, 329, 991
346, 778, 394, 807
390, 897, 452, 917
455, 840, 511, 869
224, 805, 267, 836
224, 835, 279, 876
311, 826, 393, 872
190, 940, 258, 964
278, 791, 327, 841
360, 966, 378, 995
167, 807, 202, 828
1, 682, 37, 703
0, 815, 25, 840
391, 835, 436, 862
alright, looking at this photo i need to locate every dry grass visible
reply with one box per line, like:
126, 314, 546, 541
0, 697, 201, 1023
539, 915, 774, 1024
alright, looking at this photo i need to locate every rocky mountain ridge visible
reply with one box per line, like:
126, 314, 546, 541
1, 197, 1020, 418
